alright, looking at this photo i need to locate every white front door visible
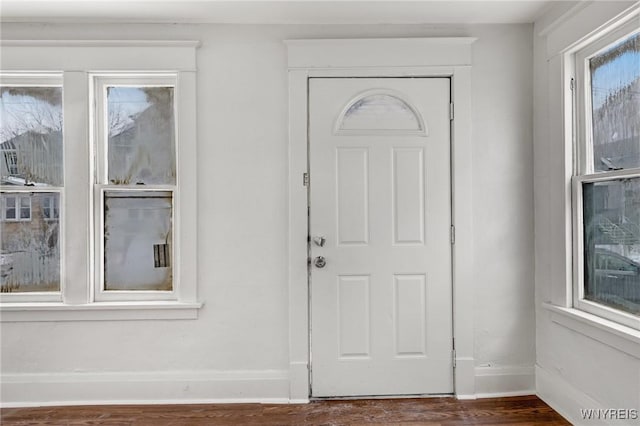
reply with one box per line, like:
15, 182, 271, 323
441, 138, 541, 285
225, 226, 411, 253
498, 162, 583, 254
309, 77, 453, 397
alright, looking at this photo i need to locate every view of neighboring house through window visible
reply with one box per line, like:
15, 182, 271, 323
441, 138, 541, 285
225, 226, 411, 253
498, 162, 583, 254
4, 149, 18, 176
1, 194, 31, 221
0, 83, 63, 293
576, 29, 640, 322
42, 195, 59, 220
107, 86, 176, 185
96, 79, 176, 296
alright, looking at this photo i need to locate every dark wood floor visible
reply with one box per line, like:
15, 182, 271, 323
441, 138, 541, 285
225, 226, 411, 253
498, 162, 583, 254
1, 395, 569, 425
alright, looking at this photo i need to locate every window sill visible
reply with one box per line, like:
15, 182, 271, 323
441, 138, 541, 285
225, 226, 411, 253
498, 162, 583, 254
0, 301, 203, 322
543, 303, 640, 359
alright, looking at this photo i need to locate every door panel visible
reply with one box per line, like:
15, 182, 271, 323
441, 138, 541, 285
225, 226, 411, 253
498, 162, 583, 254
310, 77, 452, 397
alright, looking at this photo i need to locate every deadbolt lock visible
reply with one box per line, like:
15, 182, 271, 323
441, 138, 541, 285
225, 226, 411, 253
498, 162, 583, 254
313, 236, 326, 247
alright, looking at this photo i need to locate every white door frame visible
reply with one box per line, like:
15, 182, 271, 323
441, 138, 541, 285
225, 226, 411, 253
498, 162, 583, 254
286, 38, 476, 401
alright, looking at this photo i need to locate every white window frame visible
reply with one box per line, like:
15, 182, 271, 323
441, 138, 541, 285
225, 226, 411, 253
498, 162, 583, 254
92, 75, 178, 302
0, 41, 200, 321
571, 19, 640, 330
0, 74, 63, 303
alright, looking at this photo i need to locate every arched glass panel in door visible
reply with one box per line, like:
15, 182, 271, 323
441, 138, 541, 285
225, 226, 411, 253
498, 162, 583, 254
335, 90, 427, 136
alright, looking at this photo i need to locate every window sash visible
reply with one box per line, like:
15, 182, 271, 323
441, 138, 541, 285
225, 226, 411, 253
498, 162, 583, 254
0, 188, 63, 303
574, 20, 640, 176
92, 75, 178, 187
93, 185, 177, 301
572, 170, 640, 330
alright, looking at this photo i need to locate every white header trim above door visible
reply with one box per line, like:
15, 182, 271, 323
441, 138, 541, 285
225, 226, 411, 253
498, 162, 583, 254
286, 37, 475, 401
285, 38, 476, 69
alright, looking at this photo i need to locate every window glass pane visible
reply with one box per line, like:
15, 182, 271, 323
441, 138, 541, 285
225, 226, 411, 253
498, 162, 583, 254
107, 87, 175, 185
20, 197, 30, 219
0, 192, 60, 292
590, 32, 640, 172
104, 191, 172, 291
0, 87, 63, 185
340, 94, 422, 132
42, 197, 50, 218
583, 178, 640, 315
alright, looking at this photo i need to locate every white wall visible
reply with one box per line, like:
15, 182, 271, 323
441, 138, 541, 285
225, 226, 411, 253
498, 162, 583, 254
533, 2, 640, 424
0, 23, 534, 404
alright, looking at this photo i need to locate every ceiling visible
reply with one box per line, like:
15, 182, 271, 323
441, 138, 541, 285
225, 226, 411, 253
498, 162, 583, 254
0, 0, 559, 24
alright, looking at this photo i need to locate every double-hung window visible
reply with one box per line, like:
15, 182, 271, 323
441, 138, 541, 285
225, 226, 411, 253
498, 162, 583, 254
0, 41, 199, 320
93, 76, 177, 301
572, 20, 640, 329
1, 76, 63, 296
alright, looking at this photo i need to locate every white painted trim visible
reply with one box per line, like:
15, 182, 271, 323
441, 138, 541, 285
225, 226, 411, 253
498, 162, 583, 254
449, 65, 475, 399
1, 40, 201, 48
0, 301, 203, 322
286, 38, 475, 401
474, 366, 535, 398
285, 38, 476, 69
567, 17, 640, 329
543, 2, 638, 59
453, 357, 475, 400
91, 73, 179, 297
3, 399, 292, 408
1, 41, 201, 317
0, 369, 289, 407
536, 365, 604, 426
535, 2, 590, 38
0, 41, 198, 71
542, 303, 640, 358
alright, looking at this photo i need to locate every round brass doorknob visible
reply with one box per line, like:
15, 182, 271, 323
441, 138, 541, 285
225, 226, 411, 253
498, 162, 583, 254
314, 256, 327, 268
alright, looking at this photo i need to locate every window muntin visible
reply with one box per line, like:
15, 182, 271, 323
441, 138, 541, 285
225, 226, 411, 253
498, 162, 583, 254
574, 23, 640, 328
94, 76, 177, 300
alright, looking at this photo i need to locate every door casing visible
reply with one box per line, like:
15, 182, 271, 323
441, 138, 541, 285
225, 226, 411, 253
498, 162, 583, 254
286, 38, 476, 401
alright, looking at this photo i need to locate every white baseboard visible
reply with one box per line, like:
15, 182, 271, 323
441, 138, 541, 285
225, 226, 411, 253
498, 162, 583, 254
0, 369, 291, 407
1, 366, 539, 407
536, 365, 611, 426
474, 366, 535, 398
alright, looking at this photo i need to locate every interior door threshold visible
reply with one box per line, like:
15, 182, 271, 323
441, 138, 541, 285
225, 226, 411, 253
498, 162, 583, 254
310, 393, 454, 401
